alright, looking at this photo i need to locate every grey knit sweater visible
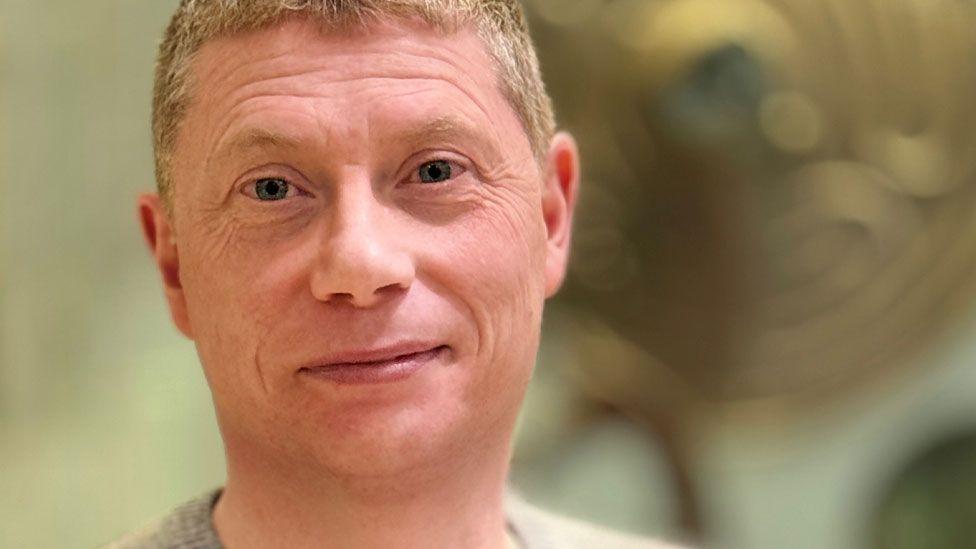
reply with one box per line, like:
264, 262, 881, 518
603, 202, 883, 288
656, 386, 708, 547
105, 489, 686, 549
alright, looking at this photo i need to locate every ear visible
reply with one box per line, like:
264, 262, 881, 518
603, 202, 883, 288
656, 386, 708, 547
542, 132, 581, 298
138, 193, 193, 339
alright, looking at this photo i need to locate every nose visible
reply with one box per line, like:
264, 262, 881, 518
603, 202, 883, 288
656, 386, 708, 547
309, 181, 415, 308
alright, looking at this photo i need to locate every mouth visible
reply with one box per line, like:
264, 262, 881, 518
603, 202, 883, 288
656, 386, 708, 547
298, 345, 449, 385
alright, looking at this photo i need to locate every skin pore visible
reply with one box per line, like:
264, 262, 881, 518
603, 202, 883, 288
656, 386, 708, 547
139, 15, 579, 549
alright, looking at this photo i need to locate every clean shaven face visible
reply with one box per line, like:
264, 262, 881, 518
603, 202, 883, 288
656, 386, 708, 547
141, 15, 578, 479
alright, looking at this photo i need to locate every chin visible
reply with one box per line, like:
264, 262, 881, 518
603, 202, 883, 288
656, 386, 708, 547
295, 399, 478, 478
215, 348, 530, 481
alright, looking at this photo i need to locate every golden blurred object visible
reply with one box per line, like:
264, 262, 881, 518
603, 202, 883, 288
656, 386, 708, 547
527, 0, 976, 406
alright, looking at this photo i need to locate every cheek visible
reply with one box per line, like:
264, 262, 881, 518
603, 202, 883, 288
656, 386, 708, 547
435, 208, 544, 309
180, 259, 261, 404
421, 200, 548, 392
177, 216, 306, 405
182, 201, 314, 307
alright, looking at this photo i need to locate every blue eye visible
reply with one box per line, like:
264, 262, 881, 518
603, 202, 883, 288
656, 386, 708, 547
418, 160, 453, 183
254, 178, 290, 201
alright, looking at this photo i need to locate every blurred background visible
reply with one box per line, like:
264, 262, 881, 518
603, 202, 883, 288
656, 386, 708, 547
3, 0, 976, 547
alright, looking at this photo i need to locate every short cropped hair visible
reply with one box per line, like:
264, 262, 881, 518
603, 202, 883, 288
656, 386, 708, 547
152, 0, 556, 211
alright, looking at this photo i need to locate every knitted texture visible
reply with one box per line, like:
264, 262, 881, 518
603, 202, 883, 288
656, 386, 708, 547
105, 489, 688, 549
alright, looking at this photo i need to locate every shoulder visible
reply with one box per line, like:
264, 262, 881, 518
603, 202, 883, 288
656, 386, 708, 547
102, 490, 223, 549
505, 491, 692, 549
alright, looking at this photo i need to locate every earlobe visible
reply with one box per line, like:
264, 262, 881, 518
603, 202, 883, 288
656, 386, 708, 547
541, 132, 581, 298
138, 193, 194, 339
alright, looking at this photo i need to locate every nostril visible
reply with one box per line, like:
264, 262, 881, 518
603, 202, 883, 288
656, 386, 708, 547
377, 282, 406, 294
308, 241, 415, 305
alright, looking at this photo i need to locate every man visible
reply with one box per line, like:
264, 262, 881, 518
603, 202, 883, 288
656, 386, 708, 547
114, 1, 686, 547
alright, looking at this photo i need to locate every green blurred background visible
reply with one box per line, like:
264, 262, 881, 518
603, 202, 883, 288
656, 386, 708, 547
3, 0, 976, 547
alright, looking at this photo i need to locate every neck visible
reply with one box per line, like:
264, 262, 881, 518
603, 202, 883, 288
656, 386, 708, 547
212, 437, 515, 549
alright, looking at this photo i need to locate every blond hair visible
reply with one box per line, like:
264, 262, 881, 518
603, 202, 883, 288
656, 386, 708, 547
152, 0, 556, 209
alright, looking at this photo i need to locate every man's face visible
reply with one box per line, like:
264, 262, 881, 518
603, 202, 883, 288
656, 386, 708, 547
142, 16, 577, 477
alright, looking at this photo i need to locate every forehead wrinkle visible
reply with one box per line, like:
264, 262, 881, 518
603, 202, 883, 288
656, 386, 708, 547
196, 20, 496, 96
347, 75, 504, 140
205, 71, 504, 148
226, 71, 501, 133
207, 65, 500, 126
195, 28, 506, 133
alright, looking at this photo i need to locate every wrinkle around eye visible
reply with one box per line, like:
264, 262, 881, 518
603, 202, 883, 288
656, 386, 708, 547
224, 186, 320, 242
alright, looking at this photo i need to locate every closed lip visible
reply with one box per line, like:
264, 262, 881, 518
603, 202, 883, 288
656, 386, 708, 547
297, 341, 447, 370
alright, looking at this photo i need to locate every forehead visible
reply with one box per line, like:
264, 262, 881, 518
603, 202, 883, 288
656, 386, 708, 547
194, 15, 496, 87
179, 16, 526, 162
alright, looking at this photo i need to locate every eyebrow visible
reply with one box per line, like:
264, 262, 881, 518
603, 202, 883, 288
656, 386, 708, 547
210, 115, 502, 168
392, 115, 503, 163
402, 116, 475, 144
211, 128, 303, 164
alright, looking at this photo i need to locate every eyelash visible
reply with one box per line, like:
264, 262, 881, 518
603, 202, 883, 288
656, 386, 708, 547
239, 155, 472, 200
240, 176, 309, 201
407, 158, 468, 185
